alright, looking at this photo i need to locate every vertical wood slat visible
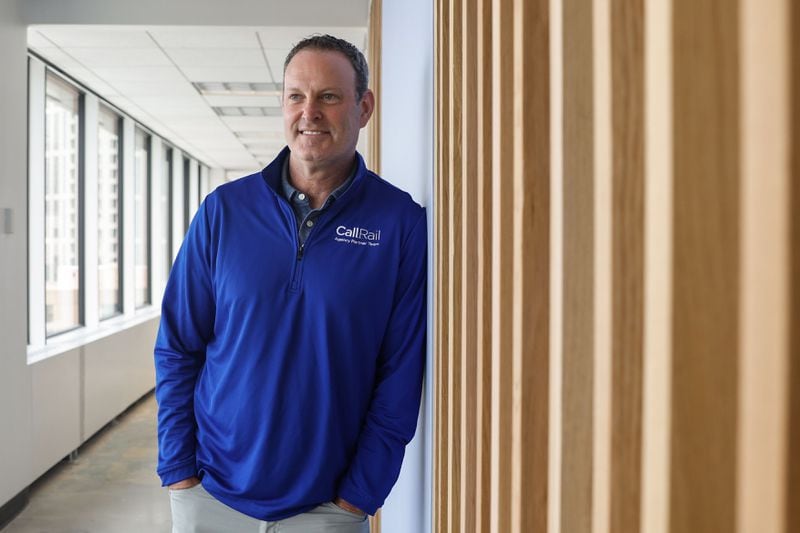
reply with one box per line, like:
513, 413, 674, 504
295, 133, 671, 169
640, 0, 673, 531
460, 0, 478, 530
366, 4, 381, 530
560, 0, 594, 531
790, 3, 800, 531
591, 0, 612, 530
366, 0, 381, 175
475, 0, 493, 531
447, 0, 463, 530
736, 0, 791, 532
490, 0, 514, 531
670, 0, 740, 530
435, 0, 451, 530
511, 0, 551, 531
609, 0, 645, 531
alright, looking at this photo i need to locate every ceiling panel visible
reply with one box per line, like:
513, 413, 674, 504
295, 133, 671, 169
90, 66, 187, 83
262, 49, 288, 79
203, 95, 282, 107
62, 47, 172, 67
164, 48, 266, 68
221, 116, 283, 132
35, 26, 157, 48
111, 80, 198, 97
27, 29, 55, 48
30, 47, 83, 71
180, 66, 272, 83
257, 27, 367, 50
149, 27, 261, 49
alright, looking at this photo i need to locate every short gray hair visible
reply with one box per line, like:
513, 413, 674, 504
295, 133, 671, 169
283, 34, 369, 100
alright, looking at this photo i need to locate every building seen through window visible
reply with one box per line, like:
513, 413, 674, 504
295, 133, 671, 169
134, 128, 151, 308
97, 104, 122, 319
44, 72, 81, 336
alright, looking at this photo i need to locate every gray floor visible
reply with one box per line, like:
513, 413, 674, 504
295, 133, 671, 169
3, 392, 172, 533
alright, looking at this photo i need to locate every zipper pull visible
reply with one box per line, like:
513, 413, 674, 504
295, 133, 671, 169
297, 245, 304, 261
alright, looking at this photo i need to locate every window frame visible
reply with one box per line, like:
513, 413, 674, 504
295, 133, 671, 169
96, 103, 124, 321
42, 67, 85, 338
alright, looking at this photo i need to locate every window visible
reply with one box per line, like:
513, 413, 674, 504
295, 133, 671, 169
161, 147, 173, 282
134, 128, 151, 308
97, 104, 122, 319
183, 156, 191, 234
44, 72, 82, 336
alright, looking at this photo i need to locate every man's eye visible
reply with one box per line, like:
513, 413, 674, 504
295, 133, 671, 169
322, 94, 338, 102
287, 94, 302, 102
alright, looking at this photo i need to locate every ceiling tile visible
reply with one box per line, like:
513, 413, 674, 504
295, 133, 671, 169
164, 48, 266, 68
203, 95, 282, 107
111, 80, 198, 97
221, 116, 283, 132
90, 66, 187, 83
37, 27, 156, 48
262, 49, 288, 79
62, 47, 172, 68
257, 27, 367, 50
181, 67, 272, 83
27, 29, 56, 48
149, 27, 261, 49
31, 47, 83, 71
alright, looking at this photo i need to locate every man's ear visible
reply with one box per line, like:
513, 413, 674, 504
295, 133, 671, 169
359, 89, 375, 128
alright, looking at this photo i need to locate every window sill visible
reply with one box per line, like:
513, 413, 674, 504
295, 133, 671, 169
27, 306, 161, 365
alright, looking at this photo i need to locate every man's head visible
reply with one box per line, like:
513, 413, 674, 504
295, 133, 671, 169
284, 34, 369, 100
282, 35, 374, 173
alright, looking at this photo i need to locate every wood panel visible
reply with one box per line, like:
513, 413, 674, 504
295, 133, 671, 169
490, 0, 515, 531
640, 0, 673, 531
367, 0, 381, 174
435, 0, 451, 530
737, 0, 791, 532
560, 0, 594, 531
447, 0, 464, 529
609, 0, 644, 531
432, 1, 797, 532
511, 0, 550, 531
460, 0, 478, 530
790, 2, 800, 531
670, 0, 740, 530
367, 4, 381, 530
475, 0, 493, 531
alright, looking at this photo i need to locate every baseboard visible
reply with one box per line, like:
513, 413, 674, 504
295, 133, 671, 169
0, 488, 29, 530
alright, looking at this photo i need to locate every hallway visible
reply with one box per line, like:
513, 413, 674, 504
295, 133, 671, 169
3, 393, 170, 532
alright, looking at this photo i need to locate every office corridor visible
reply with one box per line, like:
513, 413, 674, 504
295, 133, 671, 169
3, 393, 170, 532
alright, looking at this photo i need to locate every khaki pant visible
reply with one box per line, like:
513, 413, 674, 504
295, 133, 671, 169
169, 483, 370, 533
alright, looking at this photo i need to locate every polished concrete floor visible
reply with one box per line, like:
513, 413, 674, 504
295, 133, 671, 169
3, 392, 172, 532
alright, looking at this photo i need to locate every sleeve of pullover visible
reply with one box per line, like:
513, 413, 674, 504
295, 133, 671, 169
154, 200, 215, 487
337, 208, 428, 515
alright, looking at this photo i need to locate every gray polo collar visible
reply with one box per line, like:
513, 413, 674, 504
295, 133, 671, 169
280, 157, 357, 205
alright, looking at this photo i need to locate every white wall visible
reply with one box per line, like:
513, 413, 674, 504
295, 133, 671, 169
0, 0, 183, 512
377, 0, 434, 531
0, 0, 35, 507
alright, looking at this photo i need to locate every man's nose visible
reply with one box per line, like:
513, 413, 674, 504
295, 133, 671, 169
302, 101, 322, 121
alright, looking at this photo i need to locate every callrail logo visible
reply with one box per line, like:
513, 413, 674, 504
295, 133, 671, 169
334, 225, 382, 247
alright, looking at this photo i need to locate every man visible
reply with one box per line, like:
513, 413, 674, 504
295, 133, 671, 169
154, 35, 427, 532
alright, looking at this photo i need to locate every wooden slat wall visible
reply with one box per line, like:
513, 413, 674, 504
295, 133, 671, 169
367, 4, 381, 531
432, 0, 798, 532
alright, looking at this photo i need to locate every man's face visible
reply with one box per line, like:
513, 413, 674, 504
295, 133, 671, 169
282, 49, 373, 170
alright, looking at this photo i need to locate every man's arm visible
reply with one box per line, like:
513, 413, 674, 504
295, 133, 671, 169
336, 209, 428, 515
154, 200, 216, 487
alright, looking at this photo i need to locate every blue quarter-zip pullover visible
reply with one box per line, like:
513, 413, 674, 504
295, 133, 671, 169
154, 147, 427, 520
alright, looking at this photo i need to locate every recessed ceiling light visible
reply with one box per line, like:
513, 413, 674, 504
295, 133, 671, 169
194, 82, 283, 97
214, 106, 282, 117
